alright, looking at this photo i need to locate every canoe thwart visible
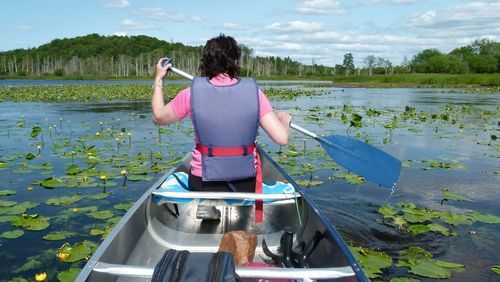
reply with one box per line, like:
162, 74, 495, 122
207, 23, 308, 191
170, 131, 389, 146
93, 262, 355, 280
152, 191, 301, 200
152, 172, 300, 205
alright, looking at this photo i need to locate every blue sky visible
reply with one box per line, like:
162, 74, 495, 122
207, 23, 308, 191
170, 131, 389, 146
1, 0, 499, 67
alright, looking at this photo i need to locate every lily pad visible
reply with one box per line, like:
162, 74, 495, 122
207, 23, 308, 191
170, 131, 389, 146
0, 200, 17, 207
43, 231, 75, 241
378, 205, 398, 218
87, 192, 110, 200
11, 214, 50, 231
25, 152, 36, 160
0, 189, 16, 196
32, 163, 54, 170
0, 201, 39, 215
90, 229, 106, 236
40, 177, 65, 188
57, 241, 93, 263
65, 164, 82, 175
1, 229, 25, 239
437, 211, 474, 226
296, 180, 323, 186
408, 259, 451, 278
350, 246, 392, 278
403, 208, 432, 223
397, 246, 464, 279
435, 260, 465, 270
0, 215, 16, 223
0, 161, 11, 170
467, 211, 500, 224
492, 265, 500, 275
427, 223, 455, 236
57, 268, 81, 282
31, 126, 42, 138
88, 210, 114, 220
337, 173, 365, 185
113, 202, 134, 211
45, 195, 82, 206
407, 224, 430, 235
126, 174, 153, 181
442, 188, 469, 201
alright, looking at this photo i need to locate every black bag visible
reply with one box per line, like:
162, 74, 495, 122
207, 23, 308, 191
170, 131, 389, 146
152, 249, 238, 282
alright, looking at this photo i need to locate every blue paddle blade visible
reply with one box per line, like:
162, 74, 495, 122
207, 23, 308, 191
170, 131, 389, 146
318, 135, 401, 188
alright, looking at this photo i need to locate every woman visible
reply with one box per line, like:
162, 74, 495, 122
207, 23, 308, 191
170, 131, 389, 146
151, 34, 291, 193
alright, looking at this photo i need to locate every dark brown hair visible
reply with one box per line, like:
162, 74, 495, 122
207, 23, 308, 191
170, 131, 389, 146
199, 34, 241, 79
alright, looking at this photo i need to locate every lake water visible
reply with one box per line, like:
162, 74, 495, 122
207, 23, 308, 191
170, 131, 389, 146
0, 81, 499, 281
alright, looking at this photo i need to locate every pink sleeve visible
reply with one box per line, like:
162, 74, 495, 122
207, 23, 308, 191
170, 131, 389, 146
259, 90, 273, 119
170, 87, 191, 120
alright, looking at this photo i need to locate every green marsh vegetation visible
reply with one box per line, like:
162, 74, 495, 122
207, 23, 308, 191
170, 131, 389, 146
0, 83, 324, 102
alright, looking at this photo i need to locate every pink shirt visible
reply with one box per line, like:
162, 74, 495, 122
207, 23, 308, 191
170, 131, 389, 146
170, 75, 273, 177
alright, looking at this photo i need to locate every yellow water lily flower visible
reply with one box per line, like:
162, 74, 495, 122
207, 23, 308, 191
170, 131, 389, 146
27, 186, 33, 191
57, 251, 70, 261
35, 272, 47, 281
100, 175, 107, 180
95, 132, 100, 136
72, 208, 79, 213
120, 169, 127, 175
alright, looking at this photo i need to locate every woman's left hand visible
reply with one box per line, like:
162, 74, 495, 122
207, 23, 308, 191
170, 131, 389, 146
155, 57, 172, 81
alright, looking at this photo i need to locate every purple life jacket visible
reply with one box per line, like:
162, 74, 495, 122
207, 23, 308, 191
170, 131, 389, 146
191, 77, 260, 181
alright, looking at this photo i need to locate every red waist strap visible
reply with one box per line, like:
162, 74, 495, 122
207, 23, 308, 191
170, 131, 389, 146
195, 143, 256, 156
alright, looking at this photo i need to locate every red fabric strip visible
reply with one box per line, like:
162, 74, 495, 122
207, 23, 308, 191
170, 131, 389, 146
196, 143, 256, 156
255, 150, 263, 223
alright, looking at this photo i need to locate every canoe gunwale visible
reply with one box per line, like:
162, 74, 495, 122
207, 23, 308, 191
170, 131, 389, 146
93, 262, 356, 280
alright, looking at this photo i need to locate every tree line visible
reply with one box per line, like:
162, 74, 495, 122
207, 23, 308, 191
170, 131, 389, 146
0, 34, 330, 78
0, 34, 498, 78
335, 38, 499, 76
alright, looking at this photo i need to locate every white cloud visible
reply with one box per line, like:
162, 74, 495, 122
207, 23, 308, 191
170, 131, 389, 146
359, 0, 381, 5
408, 2, 500, 33
120, 19, 158, 30
114, 32, 127, 36
102, 0, 129, 8
138, 8, 186, 21
392, 0, 418, 4
359, 0, 418, 5
223, 23, 249, 30
264, 21, 323, 33
191, 16, 207, 22
16, 25, 34, 30
296, 0, 346, 15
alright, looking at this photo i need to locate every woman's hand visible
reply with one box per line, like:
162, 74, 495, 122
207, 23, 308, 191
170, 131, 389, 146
155, 57, 172, 82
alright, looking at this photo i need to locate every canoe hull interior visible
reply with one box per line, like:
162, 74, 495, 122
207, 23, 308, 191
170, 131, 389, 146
78, 150, 366, 282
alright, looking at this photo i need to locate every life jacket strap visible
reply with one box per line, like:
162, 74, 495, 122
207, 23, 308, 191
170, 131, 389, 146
255, 150, 263, 223
195, 143, 256, 157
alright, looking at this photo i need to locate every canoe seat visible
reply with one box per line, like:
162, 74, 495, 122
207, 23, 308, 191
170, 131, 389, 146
93, 262, 356, 280
152, 172, 300, 206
